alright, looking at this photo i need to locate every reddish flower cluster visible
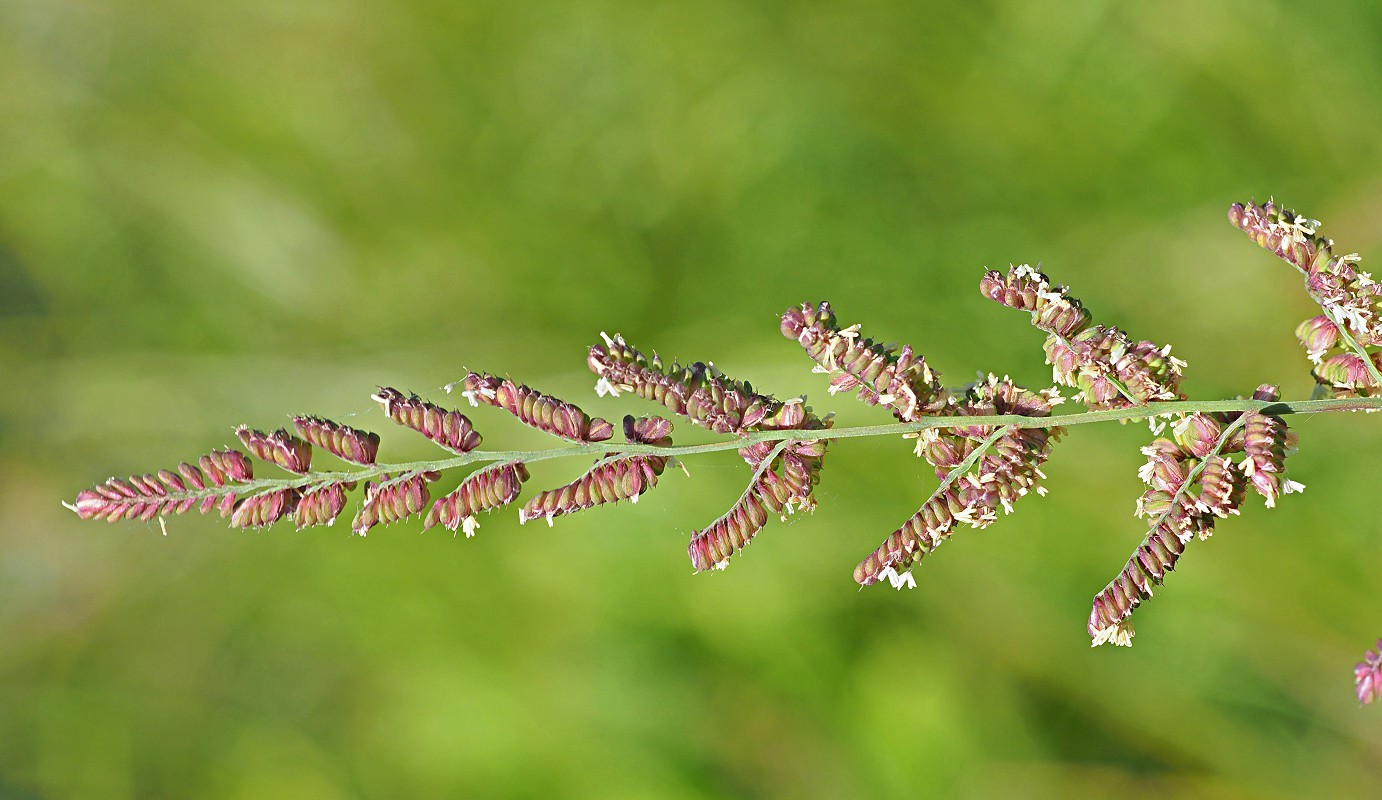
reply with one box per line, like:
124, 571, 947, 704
1231, 200, 1382, 396
67, 450, 253, 522
981, 265, 1185, 410
589, 332, 832, 568
294, 482, 350, 528
519, 416, 675, 526
235, 426, 312, 474
780, 301, 949, 421
1088, 386, 1299, 646
425, 463, 530, 536
352, 472, 437, 536
588, 333, 808, 434
373, 387, 482, 453
687, 436, 829, 571
853, 376, 1060, 589
292, 416, 380, 465
458, 371, 613, 443
231, 488, 300, 529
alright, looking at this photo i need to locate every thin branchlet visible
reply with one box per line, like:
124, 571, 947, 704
64, 200, 1382, 702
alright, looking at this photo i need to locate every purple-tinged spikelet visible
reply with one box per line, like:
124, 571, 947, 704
1228, 200, 1328, 275
780, 302, 949, 421
1315, 352, 1382, 388
1240, 411, 1301, 508
980, 265, 1092, 338
292, 416, 380, 465
235, 426, 312, 474
856, 376, 1059, 589
518, 415, 676, 526
688, 433, 830, 571
1296, 315, 1341, 364
1356, 639, 1382, 705
199, 450, 254, 486
1232, 200, 1382, 395
352, 472, 436, 536
520, 458, 666, 526
587, 333, 805, 434
458, 371, 614, 443
425, 463, 530, 536
294, 482, 351, 528
372, 387, 482, 453
1087, 388, 1293, 647
982, 265, 1185, 411
1043, 326, 1186, 410
230, 489, 300, 529
1195, 456, 1245, 519
67, 450, 255, 522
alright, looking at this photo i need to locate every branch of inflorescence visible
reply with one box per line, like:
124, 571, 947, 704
203, 395, 1382, 497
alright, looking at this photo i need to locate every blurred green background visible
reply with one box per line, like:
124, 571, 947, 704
4, 0, 1382, 797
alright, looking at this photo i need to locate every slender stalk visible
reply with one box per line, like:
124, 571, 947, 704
178, 395, 1381, 499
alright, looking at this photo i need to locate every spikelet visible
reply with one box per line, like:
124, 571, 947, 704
67, 450, 254, 522
425, 463, 530, 536
1356, 639, 1382, 705
1231, 200, 1382, 395
855, 376, 1059, 589
457, 371, 614, 442
231, 489, 300, 529
235, 426, 312, 474
372, 387, 482, 453
1087, 388, 1288, 647
198, 450, 254, 486
780, 301, 949, 421
518, 415, 675, 526
587, 333, 805, 434
352, 472, 436, 536
292, 416, 380, 465
294, 482, 351, 528
686, 434, 828, 571
980, 264, 1092, 337
1228, 200, 1329, 275
982, 265, 1184, 411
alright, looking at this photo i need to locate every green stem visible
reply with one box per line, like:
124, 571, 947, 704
149, 395, 1382, 499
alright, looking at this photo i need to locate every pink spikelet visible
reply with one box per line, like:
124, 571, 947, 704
425, 463, 530, 537
67, 450, 255, 523
518, 415, 675, 526
372, 387, 482, 453
1355, 639, 1382, 705
352, 472, 437, 536
230, 489, 300, 529
780, 301, 949, 421
292, 416, 380, 465
235, 426, 312, 474
457, 371, 614, 442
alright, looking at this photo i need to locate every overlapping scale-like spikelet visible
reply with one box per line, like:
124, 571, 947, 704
352, 472, 437, 536
458, 371, 613, 443
519, 416, 675, 526
587, 333, 805, 434
981, 264, 1185, 410
780, 302, 949, 421
373, 387, 482, 453
292, 416, 380, 465
425, 463, 530, 536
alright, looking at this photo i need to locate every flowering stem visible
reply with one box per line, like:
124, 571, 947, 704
180, 395, 1381, 499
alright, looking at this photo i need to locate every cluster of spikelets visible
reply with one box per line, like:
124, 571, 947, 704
67, 199, 1382, 699
1229, 200, 1382, 395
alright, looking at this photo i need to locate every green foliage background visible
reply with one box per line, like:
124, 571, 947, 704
3, 1, 1382, 797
